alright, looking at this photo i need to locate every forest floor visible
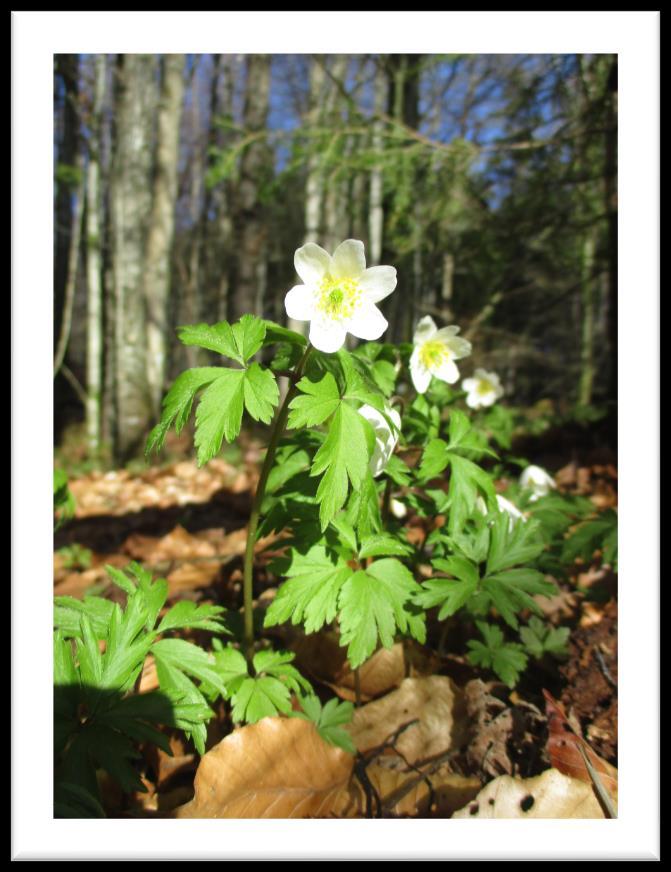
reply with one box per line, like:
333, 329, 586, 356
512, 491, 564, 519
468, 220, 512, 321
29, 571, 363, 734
54, 428, 618, 819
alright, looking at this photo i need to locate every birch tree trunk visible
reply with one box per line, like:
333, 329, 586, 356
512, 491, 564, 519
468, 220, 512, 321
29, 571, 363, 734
144, 54, 185, 417
110, 54, 157, 460
229, 54, 271, 323
85, 55, 106, 456
368, 59, 387, 266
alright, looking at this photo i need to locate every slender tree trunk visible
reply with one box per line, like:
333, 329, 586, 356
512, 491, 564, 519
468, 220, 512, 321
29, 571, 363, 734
85, 55, 106, 456
110, 54, 157, 460
54, 153, 85, 376
369, 59, 387, 265
578, 232, 596, 406
440, 253, 455, 321
144, 54, 185, 417
386, 54, 422, 342
54, 54, 79, 348
229, 54, 271, 323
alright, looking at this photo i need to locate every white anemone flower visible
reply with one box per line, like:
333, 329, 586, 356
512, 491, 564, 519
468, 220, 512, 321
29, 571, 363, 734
476, 494, 526, 530
357, 404, 401, 478
520, 465, 557, 502
409, 315, 472, 394
390, 498, 408, 519
462, 368, 504, 409
284, 239, 397, 353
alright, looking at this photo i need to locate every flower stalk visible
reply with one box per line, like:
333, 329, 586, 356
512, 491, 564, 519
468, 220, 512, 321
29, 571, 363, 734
242, 344, 312, 666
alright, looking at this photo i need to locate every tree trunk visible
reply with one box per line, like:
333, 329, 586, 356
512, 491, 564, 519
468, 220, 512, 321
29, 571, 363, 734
229, 54, 271, 323
144, 54, 185, 417
369, 59, 387, 266
110, 53, 157, 461
578, 232, 596, 406
85, 55, 106, 457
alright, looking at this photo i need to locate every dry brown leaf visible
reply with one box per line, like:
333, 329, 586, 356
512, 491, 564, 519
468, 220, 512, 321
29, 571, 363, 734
292, 634, 405, 702
543, 690, 618, 803
347, 676, 468, 764
452, 768, 611, 818
356, 763, 481, 818
174, 718, 355, 818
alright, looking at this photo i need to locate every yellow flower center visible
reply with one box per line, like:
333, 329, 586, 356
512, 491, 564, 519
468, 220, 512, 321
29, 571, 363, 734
476, 379, 493, 396
317, 276, 362, 320
419, 339, 451, 369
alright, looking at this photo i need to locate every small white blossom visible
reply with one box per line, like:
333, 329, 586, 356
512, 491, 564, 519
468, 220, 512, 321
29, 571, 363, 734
410, 315, 472, 394
520, 465, 557, 502
390, 497, 408, 519
462, 368, 504, 409
357, 404, 401, 478
285, 239, 397, 353
476, 494, 526, 530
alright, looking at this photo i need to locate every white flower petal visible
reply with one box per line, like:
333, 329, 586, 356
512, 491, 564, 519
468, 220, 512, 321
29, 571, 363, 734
413, 315, 437, 345
431, 357, 460, 384
359, 265, 397, 303
347, 298, 388, 341
390, 498, 407, 519
410, 348, 432, 394
294, 243, 332, 285
308, 317, 347, 353
462, 378, 477, 393
465, 391, 482, 409
480, 392, 497, 407
284, 284, 315, 321
331, 239, 366, 279
358, 403, 399, 477
435, 325, 461, 340
446, 336, 472, 360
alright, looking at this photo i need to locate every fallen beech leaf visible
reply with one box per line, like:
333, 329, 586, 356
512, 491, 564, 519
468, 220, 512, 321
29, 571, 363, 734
543, 690, 617, 804
174, 718, 355, 818
358, 763, 481, 818
293, 633, 405, 702
347, 676, 468, 764
452, 768, 609, 818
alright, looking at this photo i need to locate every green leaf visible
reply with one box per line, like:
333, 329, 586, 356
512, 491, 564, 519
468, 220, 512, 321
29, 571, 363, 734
481, 568, 555, 629
312, 402, 371, 530
194, 368, 246, 465
253, 649, 312, 695
210, 645, 249, 695
178, 321, 242, 361
230, 676, 292, 724
243, 363, 280, 424
151, 639, 227, 697
519, 616, 570, 659
338, 559, 422, 669
418, 438, 450, 480
291, 696, 356, 754
287, 372, 341, 429
178, 314, 266, 364
157, 601, 229, 635
415, 556, 479, 619
262, 320, 307, 349
146, 367, 222, 455
54, 595, 115, 640
193, 365, 279, 465
466, 622, 528, 688
264, 545, 353, 634
330, 516, 358, 555
358, 533, 413, 560
446, 455, 495, 534
486, 512, 545, 575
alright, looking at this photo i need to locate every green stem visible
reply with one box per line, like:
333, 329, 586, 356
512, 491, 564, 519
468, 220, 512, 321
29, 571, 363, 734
242, 344, 312, 666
